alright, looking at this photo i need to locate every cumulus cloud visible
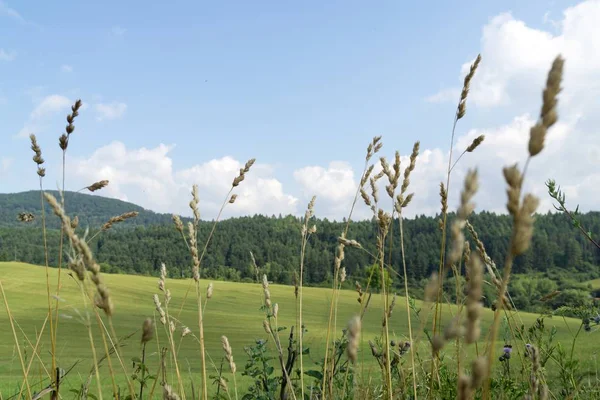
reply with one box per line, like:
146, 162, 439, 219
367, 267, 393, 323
428, 1, 600, 110
294, 1, 600, 219
68, 141, 298, 218
293, 161, 359, 219
95, 102, 127, 121
60, 64, 73, 73
16, 94, 72, 138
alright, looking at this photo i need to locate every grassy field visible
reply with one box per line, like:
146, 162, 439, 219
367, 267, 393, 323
1, 261, 598, 397
586, 278, 600, 291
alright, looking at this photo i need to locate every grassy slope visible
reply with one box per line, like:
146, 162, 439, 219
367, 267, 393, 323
0, 262, 596, 397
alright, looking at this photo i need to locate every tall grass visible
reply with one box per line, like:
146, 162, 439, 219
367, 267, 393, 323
5, 52, 600, 400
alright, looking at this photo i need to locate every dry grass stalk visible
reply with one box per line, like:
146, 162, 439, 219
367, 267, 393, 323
45, 193, 113, 316
528, 56, 564, 157
101, 211, 139, 231
347, 316, 361, 364
466, 135, 485, 153
172, 215, 184, 234
29, 134, 46, 177
163, 384, 181, 400
232, 158, 256, 187
464, 253, 483, 344
86, 180, 109, 192
447, 169, 479, 267
484, 55, 564, 398
221, 336, 237, 374
457, 54, 481, 120
58, 99, 82, 150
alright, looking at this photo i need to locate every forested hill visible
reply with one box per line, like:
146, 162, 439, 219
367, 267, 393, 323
1, 190, 600, 287
0, 190, 178, 229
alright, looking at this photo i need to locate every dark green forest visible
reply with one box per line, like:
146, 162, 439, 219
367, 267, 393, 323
2, 190, 600, 312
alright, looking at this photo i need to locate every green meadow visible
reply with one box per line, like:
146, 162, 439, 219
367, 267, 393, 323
1, 261, 597, 397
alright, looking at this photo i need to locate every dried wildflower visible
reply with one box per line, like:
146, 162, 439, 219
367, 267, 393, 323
102, 211, 139, 231
153, 294, 166, 325
158, 263, 167, 292
229, 194, 237, 204
189, 185, 200, 222
529, 55, 564, 157
68, 257, 86, 281
338, 237, 362, 248
163, 384, 181, 400
59, 99, 82, 151
188, 222, 200, 281
400, 141, 420, 196
262, 274, 271, 308
439, 182, 448, 216
86, 180, 109, 192
181, 327, 192, 337
17, 212, 35, 223
70, 215, 79, 229
29, 134, 46, 177
172, 215, 184, 234
207, 282, 213, 299
141, 318, 154, 344
366, 136, 383, 161
273, 303, 279, 319
232, 158, 256, 187
221, 335, 237, 374
466, 135, 485, 152
263, 319, 271, 335
339, 267, 347, 283
347, 316, 361, 364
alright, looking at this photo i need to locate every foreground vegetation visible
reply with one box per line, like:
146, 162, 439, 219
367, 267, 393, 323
2, 51, 600, 400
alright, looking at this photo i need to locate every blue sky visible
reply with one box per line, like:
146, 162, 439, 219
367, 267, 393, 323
1, 0, 598, 220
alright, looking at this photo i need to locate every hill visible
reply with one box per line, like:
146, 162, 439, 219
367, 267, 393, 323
0, 190, 178, 229
1, 190, 600, 300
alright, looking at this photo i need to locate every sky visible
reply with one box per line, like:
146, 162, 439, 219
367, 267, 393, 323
1, 0, 599, 221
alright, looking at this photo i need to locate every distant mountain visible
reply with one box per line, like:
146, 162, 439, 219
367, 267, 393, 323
0, 190, 181, 229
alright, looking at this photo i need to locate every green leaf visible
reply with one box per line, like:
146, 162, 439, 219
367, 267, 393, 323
305, 369, 323, 380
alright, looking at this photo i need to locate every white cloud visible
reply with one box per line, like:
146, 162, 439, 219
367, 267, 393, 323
68, 141, 298, 218
425, 88, 460, 104
0, 49, 15, 61
16, 94, 72, 138
0, 1, 24, 23
111, 26, 126, 36
297, 1, 600, 219
426, 1, 600, 109
293, 162, 359, 219
30, 95, 71, 119
95, 102, 127, 121
61, 64, 73, 73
